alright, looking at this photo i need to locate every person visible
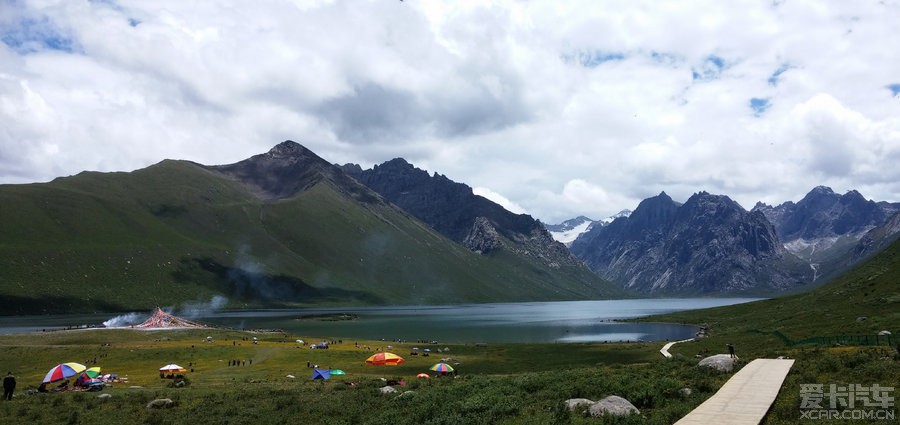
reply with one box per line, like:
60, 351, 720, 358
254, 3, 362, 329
726, 343, 735, 358
3, 372, 15, 400
37, 383, 48, 393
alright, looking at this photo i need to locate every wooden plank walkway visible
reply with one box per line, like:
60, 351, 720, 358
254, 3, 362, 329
659, 338, 694, 358
674, 358, 795, 425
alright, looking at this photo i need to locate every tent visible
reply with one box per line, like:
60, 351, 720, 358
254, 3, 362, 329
365, 352, 405, 366
311, 369, 331, 380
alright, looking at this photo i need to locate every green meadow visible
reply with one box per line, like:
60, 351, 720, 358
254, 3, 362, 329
0, 324, 896, 424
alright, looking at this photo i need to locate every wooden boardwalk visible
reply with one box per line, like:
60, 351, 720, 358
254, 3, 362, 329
659, 338, 694, 358
674, 358, 795, 425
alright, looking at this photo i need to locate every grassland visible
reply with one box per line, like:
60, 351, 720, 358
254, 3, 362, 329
0, 323, 896, 424
0, 328, 722, 425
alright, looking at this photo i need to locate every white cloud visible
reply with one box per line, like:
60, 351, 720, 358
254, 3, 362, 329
1, 0, 899, 222
472, 187, 527, 215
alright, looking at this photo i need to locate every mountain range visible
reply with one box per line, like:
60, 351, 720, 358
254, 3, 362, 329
567, 188, 900, 295
752, 186, 900, 281
340, 159, 583, 270
2, 140, 898, 312
0, 141, 622, 315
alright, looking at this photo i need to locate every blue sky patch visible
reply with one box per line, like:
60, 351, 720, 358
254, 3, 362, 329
749, 97, 771, 116
887, 84, 900, 97
692, 55, 728, 81
768, 63, 791, 86
1, 16, 78, 54
650, 51, 678, 64
563, 50, 626, 67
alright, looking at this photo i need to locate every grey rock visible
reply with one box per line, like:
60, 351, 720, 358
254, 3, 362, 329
699, 354, 737, 372
588, 395, 640, 417
564, 398, 594, 411
679, 387, 692, 396
146, 398, 174, 409
379, 386, 397, 394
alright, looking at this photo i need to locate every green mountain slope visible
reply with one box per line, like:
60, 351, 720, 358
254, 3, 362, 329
0, 151, 622, 315
645, 236, 900, 344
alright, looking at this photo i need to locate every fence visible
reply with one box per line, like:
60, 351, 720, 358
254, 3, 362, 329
789, 334, 894, 347
748, 329, 895, 347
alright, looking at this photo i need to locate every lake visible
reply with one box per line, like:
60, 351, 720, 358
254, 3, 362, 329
0, 298, 760, 343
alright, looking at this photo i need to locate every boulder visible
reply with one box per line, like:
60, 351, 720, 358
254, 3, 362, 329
379, 386, 397, 394
564, 398, 594, 411
588, 395, 640, 417
698, 354, 737, 372
146, 398, 174, 409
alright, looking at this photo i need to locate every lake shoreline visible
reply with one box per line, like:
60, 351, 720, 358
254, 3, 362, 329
0, 298, 759, 343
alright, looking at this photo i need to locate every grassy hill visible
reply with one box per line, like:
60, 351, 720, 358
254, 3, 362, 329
0, 159, 623, 315
643, 236, 900, 348
634, 238, 899, 424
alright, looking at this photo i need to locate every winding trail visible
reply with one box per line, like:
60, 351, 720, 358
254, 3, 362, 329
659, 338, 694, 358
674, 358, 795, 425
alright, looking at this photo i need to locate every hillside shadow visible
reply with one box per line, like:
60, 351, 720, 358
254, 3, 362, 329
0, 295, 123, 315
172, 257, 384, 305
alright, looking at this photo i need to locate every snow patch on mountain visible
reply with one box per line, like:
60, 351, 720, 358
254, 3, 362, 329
546, 210, 632, 246
549, 219, 595, 246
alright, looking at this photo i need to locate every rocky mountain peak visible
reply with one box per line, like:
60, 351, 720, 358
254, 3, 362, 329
207, 141, 377, 203
268, 140, 309, 158
348, 158, 586, 269
571, 190, 807, 295
771, 186, 887, 241
375, 157, 416, 170
626, 191, 680, 230
679, 192, 744, 221
840, 189, 867, 205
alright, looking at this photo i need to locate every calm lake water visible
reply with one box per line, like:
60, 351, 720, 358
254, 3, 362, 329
0, 298, 760, 343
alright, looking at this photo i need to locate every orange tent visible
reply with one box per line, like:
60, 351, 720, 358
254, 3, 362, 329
365, 352, 405, 366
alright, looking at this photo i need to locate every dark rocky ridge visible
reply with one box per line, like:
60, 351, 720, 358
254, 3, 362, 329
207, 141, 380, 204
571, 191, 812, 295
753, 186, 893, 241
341, 158, 584, 269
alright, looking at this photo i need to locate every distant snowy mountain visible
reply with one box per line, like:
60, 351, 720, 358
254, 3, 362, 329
545, 216, 595, 246
604, 210, 633, 224
545, 210, 631, 246
752, 186, 900, 282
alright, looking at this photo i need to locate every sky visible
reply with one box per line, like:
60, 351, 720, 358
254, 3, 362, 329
1, 0, 899, 224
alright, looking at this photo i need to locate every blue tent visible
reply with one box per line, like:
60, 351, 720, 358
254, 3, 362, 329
311, 369, 331, 380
